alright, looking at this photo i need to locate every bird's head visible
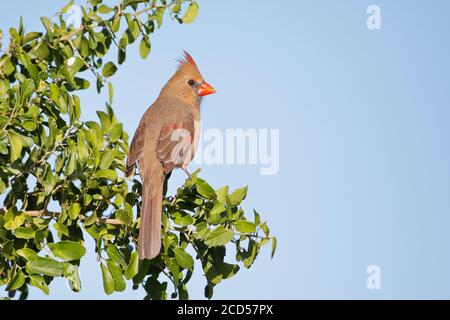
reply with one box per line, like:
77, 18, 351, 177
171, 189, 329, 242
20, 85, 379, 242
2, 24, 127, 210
161, 51, 215, 104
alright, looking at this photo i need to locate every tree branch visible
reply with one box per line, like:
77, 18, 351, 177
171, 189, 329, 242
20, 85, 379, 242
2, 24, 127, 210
0, 207, 124, 225
130, 0, 179, 17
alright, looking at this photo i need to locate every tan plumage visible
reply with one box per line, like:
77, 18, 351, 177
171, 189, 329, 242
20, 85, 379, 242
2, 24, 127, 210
126, 52, 215, 260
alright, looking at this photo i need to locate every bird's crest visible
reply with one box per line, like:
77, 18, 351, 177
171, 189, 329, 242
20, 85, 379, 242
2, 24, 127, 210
175, 51, 203, 81
177, 50, 197, 68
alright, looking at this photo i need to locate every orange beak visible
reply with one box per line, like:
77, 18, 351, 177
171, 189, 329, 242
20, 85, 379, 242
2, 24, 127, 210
197, 82, 216, 96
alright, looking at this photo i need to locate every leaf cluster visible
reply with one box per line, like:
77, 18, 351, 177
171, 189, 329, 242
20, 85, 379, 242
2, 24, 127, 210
0, 0, 275, 300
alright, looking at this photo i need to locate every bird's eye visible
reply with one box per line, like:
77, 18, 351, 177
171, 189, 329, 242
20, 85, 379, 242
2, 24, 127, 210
187, 79, 196, 87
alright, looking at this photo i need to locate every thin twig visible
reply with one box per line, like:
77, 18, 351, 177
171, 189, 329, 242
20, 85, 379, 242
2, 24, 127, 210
67, 39, 99, 80
59, 28, 84, 41
130, 0, 178, 17
235, 232, 267, 240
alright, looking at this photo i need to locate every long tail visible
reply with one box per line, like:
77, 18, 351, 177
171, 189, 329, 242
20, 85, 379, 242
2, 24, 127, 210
138, 182, 163, 260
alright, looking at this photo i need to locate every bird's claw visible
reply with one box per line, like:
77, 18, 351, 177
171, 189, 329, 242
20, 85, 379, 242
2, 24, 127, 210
182, 166, 191, 178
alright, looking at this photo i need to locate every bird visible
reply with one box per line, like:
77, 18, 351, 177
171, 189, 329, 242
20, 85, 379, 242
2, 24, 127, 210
126, 51, 216, 260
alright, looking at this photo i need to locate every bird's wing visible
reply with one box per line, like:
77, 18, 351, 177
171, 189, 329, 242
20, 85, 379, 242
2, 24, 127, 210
156, 120, 197, 174
126, 121, 146, 177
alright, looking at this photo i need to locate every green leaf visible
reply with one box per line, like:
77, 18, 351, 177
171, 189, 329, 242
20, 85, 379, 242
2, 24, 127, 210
204, 284, 213, 299
228, 186, 248, 206
6, 270, 25, 291
179, 283, 189, 300
155, 7, 164, 28
109, 123, 122, 142
74, 77, 90, 90
36, 41, 49, 60
0, 142, 7, 155
32, 217, 51, 230
242, 239, 259, 268
0, 57, 15, 76
260, 221, 270, 237
139, 36, 151, 59
217, 262, 240, 280
209, 203, 225, 217
14, 227, 36, 239
23, 31, 42, 44
108, 82, 114, 104
69, 202, 81, 220
204, 226, 234, 247
182, 2, 199, 24
22, 120, 37, 131
106, 245, 126, 268
116, 208, 132, 225
54, 222, 70, 237
125, 13, 135, 33
172, 3, 181, 13
195, 178, 216, 199
98, 4, 113, 14
40, 17, 53, 39
253, 209, 261, 225
271, 236, 277, 259
112, 16, 120, 32
10, 26, 21, 44
67, 57, 84, 75
106, 259, 126, 292
84, 212, 98, 226
21, 78, 35, 100
100, 262, 115, 295
4, 208, 25, 230
144, 276, 167, 300
26, 257, 63, 276
102, 61, 118, 77
118, 48, 126, 64
90, 0, 102, 7
133, 259, 150, 285
29, 274, 49, 295
204, 265, 222, 286
173, 247, 194, 270
168, 258, 180, 288
235, 220, 256, 233
63, 263, 81, 292
15, 248, 38, 261
225, 196, 233, 222
1, 240, 13, 260
71, 95, 81, 121
215, 186, 229, 203
97, 111, 111, 133
125, 251, 138, 280
171, 211, 193, 227
85, 121, 104, 150
204, 262, 239, 285
48, 241, 86, 261
99, 149, 115, 169
8, 131, 23, 162
94, 169, 118, 181
61, 0, 74, 14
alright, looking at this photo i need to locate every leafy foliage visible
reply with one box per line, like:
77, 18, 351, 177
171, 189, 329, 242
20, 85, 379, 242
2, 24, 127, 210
0, 0, 276, 300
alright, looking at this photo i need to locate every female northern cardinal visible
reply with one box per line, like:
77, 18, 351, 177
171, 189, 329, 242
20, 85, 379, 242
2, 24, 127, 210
126, 52, 215, 260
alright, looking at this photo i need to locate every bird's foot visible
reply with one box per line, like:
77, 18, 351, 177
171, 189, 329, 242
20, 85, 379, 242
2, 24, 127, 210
181, 165, 191, 178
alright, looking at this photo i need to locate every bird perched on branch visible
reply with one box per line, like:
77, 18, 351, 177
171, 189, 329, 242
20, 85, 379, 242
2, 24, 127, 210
126, 51, 216, 260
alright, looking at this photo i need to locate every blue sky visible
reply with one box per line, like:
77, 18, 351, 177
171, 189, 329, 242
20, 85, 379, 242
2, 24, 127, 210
2, 0, 450, 299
